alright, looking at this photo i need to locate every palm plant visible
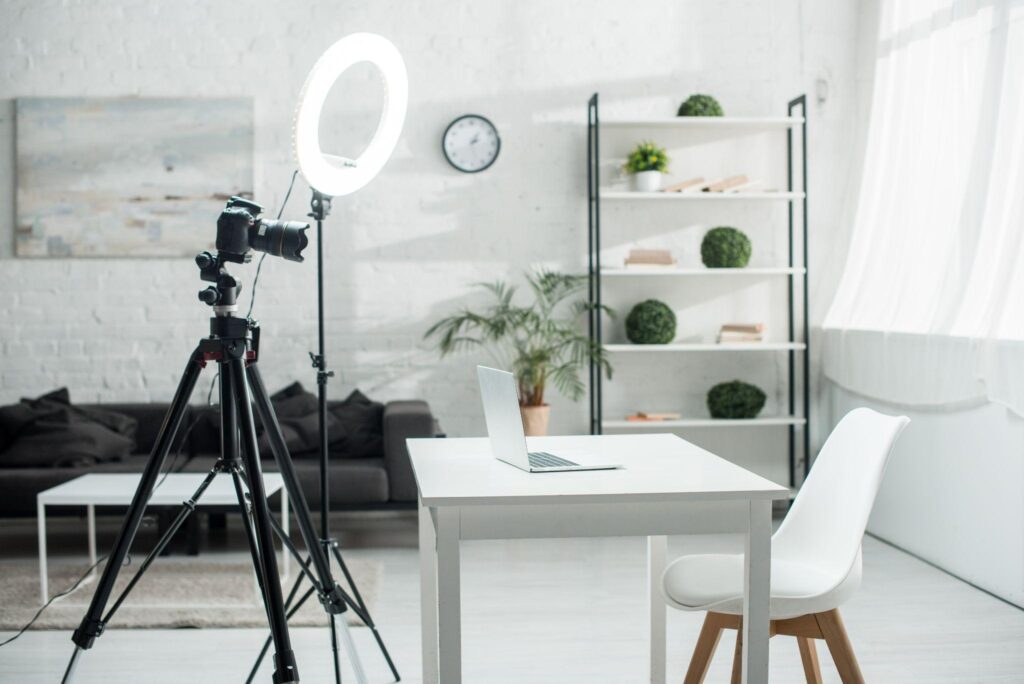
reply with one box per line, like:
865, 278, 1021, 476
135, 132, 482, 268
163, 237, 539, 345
424, 270, 613, 406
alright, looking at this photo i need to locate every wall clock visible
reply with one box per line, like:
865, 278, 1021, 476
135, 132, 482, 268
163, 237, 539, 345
442, 114, 500, 173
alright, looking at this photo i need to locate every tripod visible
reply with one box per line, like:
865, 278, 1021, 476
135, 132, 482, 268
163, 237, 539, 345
244, 192, 400, 684
62, 251, 370, 683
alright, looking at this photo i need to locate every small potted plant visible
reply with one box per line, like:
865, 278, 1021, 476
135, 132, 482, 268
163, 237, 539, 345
425, 270, 613, 436
624, 141, 669, 192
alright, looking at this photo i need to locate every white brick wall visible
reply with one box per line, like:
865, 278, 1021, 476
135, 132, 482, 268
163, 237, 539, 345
0, 0, 865, 470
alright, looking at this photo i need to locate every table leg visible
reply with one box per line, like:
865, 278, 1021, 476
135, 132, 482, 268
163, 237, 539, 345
742, 499, 772, 684
37, 500, 47, 606
419, 501, 438, 684
87, 504, 97, 579
648, 535, 668, 684
436, 507, 461, 683
280, 487, 290, 581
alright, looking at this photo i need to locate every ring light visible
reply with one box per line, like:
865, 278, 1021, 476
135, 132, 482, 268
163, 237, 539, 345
293, 32, 408, 197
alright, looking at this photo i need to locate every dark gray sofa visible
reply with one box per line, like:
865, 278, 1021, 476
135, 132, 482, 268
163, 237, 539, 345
0, 399, 440, 518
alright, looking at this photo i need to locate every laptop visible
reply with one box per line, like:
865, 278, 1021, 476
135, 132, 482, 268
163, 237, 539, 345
477, 366, 620, 472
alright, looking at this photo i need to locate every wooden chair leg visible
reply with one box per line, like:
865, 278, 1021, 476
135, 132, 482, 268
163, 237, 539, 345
730, 625, 742, 684
797, 637, 823, 684
684, 613, 727, 684
815, 609, 865, 684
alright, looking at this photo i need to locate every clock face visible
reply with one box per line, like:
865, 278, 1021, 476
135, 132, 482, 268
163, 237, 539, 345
442, 114, 500, 173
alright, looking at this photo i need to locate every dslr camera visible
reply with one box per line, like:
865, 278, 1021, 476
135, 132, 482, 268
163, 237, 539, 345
216, 196, 309, 263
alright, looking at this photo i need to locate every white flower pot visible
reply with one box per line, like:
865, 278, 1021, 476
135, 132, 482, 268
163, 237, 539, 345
633, 170, 662, 192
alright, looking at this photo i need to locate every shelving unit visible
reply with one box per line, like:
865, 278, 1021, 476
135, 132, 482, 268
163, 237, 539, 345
586, 93, 811, 487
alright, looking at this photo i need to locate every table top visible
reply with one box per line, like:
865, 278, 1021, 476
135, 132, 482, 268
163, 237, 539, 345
408, 433, 790, 506
37, 473, 286, 506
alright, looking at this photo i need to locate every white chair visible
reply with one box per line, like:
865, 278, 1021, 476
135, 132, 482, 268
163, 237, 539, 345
662, 408, 909, 683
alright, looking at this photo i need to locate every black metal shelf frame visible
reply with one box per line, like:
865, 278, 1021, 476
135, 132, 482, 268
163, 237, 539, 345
586, 93, 813, 487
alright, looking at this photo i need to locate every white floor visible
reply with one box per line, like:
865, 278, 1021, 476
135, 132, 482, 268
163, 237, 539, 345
2, 514, 1023, 682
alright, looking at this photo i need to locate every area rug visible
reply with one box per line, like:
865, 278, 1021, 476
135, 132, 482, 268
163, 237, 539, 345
0, 557, 380, 630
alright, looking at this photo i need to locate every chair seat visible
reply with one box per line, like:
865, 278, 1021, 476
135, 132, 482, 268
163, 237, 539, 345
661, 551, 861, 620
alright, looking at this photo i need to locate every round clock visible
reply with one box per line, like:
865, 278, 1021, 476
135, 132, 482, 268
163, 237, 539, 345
442, 114, 500, 173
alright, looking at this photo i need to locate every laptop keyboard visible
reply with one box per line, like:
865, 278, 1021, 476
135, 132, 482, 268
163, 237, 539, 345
527, 451, 578, 468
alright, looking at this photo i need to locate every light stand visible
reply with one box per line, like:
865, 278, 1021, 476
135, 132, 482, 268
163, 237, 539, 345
246, 33, 409, 683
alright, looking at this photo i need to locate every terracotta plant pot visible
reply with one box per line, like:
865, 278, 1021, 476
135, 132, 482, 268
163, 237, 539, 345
633, 170, 662, 192
520, 404, 551, 436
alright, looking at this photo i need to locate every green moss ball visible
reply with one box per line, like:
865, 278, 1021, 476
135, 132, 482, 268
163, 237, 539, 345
707, 381, 767, 419
701, 227, 752, 268
625, 300, 676, 344
677, 94, 724, 117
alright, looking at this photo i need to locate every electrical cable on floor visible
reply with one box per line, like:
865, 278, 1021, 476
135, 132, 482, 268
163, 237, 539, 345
246, 170, 300, 322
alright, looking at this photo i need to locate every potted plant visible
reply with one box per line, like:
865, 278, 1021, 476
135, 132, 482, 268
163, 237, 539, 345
677, 94, 724, 117
425, 270, 613, 435
624, 141, 669, 192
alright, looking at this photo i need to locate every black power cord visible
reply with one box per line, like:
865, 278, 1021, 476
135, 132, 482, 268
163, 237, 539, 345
246, 169, 300, 322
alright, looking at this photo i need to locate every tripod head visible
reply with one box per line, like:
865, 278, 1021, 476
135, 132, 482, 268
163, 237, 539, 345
195, 251, 243, 316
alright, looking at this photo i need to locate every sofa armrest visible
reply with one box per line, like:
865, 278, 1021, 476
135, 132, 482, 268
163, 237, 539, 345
382, 400, 437, 502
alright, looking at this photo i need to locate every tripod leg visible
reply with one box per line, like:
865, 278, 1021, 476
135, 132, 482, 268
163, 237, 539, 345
334, 614, 370, 684
247, 363, 345, 610
101, 466, 221, 624
247, 558, 315, 684
330, 614, 345, 684
330, 541, 402, 681
67, 349, 203, 664
230, 358, 299, 684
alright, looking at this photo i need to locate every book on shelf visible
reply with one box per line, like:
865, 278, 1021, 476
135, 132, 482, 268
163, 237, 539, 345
717, 323, 765, 343
703, 175, 749, 192
624, 248, 676, 268
661, 177, 705, 193
626, 412, 682, 422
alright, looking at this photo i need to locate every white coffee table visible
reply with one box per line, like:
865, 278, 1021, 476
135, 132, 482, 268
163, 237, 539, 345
37, 472, 289, 606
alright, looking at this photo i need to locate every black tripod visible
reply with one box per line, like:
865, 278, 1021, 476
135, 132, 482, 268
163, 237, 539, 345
244, 192, 401, 684
62, 250, 370, 683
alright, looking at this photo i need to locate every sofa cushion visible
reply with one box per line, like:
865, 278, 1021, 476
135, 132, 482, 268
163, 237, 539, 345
0, 389, 137, 468
328, 390, 385, 460
90, 402, 189, 456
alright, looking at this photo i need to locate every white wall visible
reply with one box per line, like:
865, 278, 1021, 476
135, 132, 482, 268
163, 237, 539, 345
0, 1, 863, 472
828, 384, 1024, 608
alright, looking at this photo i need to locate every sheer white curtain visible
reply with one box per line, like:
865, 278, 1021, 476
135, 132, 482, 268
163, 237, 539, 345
823, 0, 1024, 414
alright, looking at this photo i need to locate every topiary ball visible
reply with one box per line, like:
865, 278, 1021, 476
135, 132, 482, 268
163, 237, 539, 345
625, 300, 676, 344
677, 94, 724, 117
701, 227, 752, 268
707, 381, 766, 419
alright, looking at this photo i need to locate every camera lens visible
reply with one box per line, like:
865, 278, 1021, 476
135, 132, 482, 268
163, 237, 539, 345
249, 220, 309, 262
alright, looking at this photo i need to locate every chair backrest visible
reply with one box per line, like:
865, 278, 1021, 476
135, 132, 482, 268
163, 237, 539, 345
772, 408, 909, 588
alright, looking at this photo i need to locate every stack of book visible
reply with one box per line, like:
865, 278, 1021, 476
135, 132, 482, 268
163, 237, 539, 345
661, 175, 766, 194
717, 323, 764, 343
624, 249, 676, 269
625, 412, 682, 422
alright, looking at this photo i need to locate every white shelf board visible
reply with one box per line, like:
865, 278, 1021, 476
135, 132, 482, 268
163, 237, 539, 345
601, 190, 804, 201
602, 416, 807, 429
601, 267, 805, 277
600, 116, 804, 130
605, 342, 806, 352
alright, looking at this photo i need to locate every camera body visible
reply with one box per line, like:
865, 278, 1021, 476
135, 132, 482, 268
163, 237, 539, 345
216, 196, 309, 263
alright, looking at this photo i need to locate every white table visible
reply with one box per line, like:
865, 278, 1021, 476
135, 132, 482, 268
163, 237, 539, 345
37, 472, 289, 606
409, 433, 789, 684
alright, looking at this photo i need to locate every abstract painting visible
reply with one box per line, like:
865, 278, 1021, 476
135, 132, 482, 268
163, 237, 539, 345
15, 97, 253, 257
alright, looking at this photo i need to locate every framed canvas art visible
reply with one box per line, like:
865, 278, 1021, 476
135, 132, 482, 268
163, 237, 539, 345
15, 97, 254, 257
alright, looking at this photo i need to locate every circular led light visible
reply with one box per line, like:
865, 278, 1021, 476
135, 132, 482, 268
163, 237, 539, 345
294, 33, 408, 197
